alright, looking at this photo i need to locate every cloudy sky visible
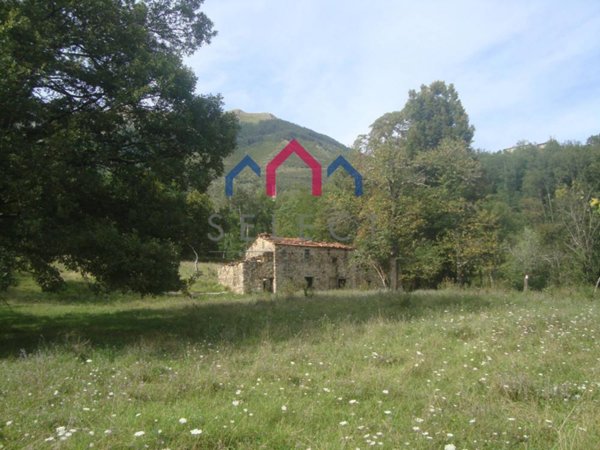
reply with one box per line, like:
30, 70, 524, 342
187, 0, 600, 151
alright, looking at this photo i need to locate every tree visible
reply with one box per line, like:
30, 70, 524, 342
354, 81, 480, 289
592, 197, 600, 294
403, 81, 474, 155
215, 188, 275, 259
501, 227, 551, 290
0, 0, 238, 294
353, 128, 423, 289
553, 186, 600, 284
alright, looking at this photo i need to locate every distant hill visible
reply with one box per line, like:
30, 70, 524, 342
211, 110, 353, 199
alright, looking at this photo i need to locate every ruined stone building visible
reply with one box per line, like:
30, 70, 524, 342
218, 234, 374, 294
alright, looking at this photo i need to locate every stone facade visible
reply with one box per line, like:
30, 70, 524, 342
218, 234, 375, 294
218, 252, 274, 294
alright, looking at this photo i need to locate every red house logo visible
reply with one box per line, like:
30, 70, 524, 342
266, 139, 321, 196
225, 139, 362, 197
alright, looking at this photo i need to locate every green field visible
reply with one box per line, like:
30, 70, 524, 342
1, 267, 599, 449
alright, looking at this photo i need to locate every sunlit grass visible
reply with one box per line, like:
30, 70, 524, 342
1, 277, 599, 449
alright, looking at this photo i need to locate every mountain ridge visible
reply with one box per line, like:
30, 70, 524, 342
210, 110, 354, 198
228, 110, 351, 169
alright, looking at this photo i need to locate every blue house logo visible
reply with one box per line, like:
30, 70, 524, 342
225, 140, 363, 197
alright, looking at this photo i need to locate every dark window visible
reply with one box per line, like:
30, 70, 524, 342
337, 278, 346, 288
331, 256, 338, 264
304, 249, 310, 260
305, 276, 314, 288
262, 278, 273, 292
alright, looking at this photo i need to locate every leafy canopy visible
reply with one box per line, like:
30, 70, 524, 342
0, 0, 238, 294
354, 81, 486, 289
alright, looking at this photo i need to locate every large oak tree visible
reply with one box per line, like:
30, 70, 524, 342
0, 0, 237, 293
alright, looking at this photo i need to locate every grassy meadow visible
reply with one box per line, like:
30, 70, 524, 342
1, 265, 599, 449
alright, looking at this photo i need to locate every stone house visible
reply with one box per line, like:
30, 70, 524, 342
218, 234, 374, 294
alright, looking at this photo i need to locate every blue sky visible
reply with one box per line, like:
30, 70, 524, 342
186, 0, 600, 151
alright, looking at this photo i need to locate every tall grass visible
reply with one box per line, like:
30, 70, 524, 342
1, 274, 599, 449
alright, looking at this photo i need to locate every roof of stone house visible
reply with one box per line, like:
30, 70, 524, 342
256, 233, 354, 250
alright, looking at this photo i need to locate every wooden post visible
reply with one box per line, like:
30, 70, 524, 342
523, 274, 529, 292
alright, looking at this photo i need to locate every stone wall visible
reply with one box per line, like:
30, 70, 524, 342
242, 252, 274, 293
245, 237, 275, 259
217, 261, 245, 294
218, 235, 381, 294
217, 252, 274, 294
274, 246, 369, 292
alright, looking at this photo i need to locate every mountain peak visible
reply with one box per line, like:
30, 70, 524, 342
231, 109, 277, 123
210, 111, 355, 199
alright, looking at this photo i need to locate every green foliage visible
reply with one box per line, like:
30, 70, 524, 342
211, 187, 276, 259
235, 112, 348, 157
273, 190, 321, 239
351, 80, 599, 291
553, 186, 600, 283
354, 81, 482, 289
0, 0, 237, 294
500, 228, 551, 290
478, 140, 600, 288
367, 81, 474, 157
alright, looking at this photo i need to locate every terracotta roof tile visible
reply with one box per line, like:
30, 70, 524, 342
257, 233, 353, 250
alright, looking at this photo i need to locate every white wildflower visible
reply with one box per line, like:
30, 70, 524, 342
190, 428, 202, 435
133, 431, 145, 437
178, 418, 187, 424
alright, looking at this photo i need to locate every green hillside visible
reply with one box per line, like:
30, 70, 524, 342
211, 110, 353, 199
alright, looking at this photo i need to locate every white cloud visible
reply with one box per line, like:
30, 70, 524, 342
187, 0, 600, 150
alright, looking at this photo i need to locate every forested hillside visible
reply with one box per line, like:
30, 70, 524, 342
477, 138, 600, 289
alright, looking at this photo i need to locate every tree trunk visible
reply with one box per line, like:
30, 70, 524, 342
595, 276, 600, 296
368, 260, 388, 289
188, 244, 200, 275
390, 256, 398, 291
523, 274, 529, 292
